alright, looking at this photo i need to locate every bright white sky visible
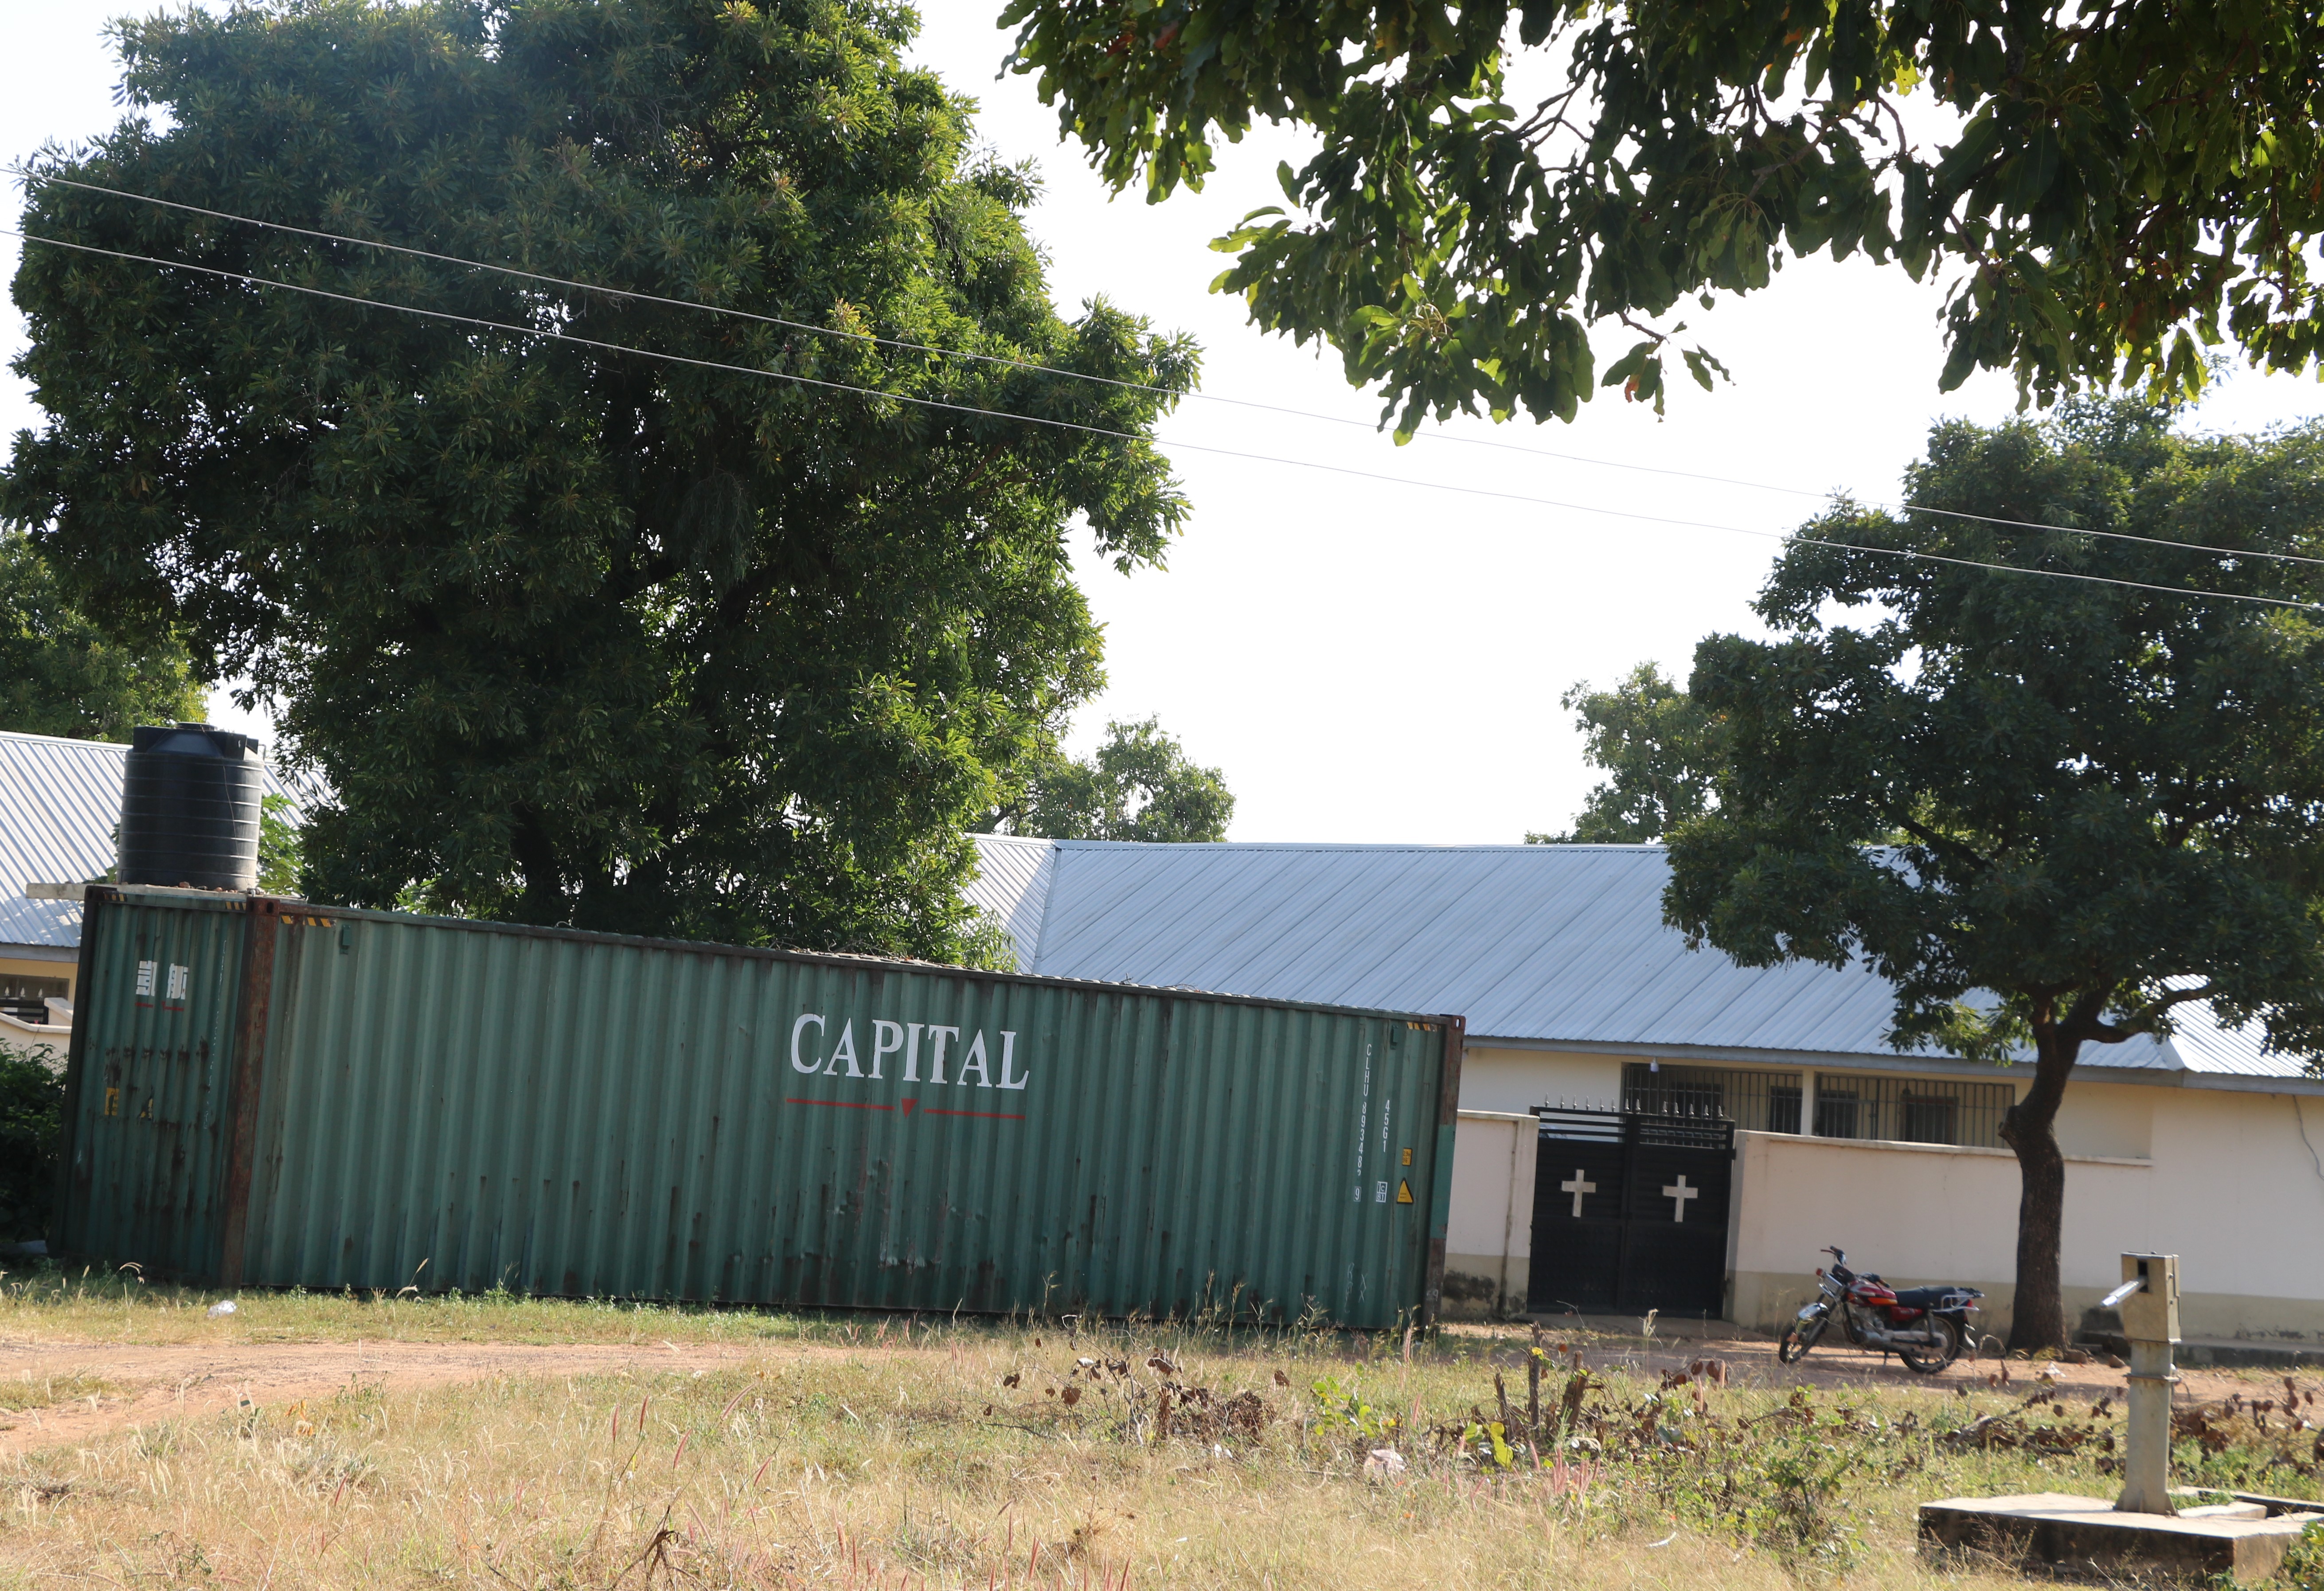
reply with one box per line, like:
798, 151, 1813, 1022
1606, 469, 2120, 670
5, 2, 2320, 842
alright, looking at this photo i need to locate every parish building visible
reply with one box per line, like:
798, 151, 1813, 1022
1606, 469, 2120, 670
967, 834, 2324, 1353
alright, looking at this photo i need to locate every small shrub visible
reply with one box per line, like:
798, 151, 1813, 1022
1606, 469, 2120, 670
0, 1049, 66, 1241
2285, 1521, 2324, 1591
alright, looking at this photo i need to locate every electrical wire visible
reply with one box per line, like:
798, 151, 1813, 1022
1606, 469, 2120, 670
19, 166, 2324, 572
5, 223, 2320, 615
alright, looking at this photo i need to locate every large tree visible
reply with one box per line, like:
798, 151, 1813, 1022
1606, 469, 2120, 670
4, 0, 1195, 958
1664, 400, 2324, 1349
0, 529, 207, 742
1001, 1, 2324, 429
986, 715, 1234, 842
1528, 662, 1721, 844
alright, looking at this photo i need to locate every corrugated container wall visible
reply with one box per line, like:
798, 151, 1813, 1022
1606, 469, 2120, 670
58, 888, 1463, 1328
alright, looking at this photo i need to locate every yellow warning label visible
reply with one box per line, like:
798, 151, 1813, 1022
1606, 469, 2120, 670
105, 1087, 120, 1118
1400, 1146, 1412, 1166
1395, 1180, 1414, 1204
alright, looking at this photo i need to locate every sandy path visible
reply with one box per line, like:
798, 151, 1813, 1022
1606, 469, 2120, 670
0, 1337, 786, 1458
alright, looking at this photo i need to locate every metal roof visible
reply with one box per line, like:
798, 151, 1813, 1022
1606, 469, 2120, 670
966, 837, 2314, 1083
971, 833, 1055, 968
0, 729, 311, 950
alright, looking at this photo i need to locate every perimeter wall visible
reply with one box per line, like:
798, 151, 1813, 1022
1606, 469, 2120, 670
1444, 1048, 2324, 1343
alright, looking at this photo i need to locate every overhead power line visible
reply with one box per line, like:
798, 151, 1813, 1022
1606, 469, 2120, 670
18, 167, 2324, 572
4, 224, 2319, 616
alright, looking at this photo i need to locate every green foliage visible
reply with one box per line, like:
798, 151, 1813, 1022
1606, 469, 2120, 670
1306, 1374, 1401, 1443
2284, 1520, 2324, 1591
954, 910, 1021, 973
1444, 1372, 1884, 1565
1528, 663, 1722, 844
1453, 1415, 1517, 1470
258, 793, 305, 897
0, 1049, 65, 1242
992, 716, 1234, 843
1663, 397, 2324, 1342
5, 0, 1196, 962
0, 529, 206, 742
1668, 399, 2324, 1062
1000, 1, 2324, 429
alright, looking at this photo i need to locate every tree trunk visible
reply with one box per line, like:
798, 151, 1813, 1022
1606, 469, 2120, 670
509, 808, 566, 927
1996, 1024, 2082, 1351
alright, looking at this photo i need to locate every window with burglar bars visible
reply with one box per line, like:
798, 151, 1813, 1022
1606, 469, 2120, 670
1617, 1062, 2015, 1148
1811, 1073, 2013, 1149
0, 973, 67, 1025
1621, 1063, 1805, 1135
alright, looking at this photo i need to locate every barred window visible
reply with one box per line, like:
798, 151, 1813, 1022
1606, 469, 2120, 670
0, 973, 68, 1025
1621, 1063, 1803, 1134
1615, 1062, 2015, 1148
1812, 1073, 2013, 1149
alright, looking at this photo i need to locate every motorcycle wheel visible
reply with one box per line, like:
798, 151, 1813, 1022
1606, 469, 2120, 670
1899, 1313, 1962, 1374
1778, 1317, 1826, 1364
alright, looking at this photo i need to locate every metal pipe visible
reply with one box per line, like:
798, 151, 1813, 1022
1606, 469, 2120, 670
2115, 1338, 2179, 1515
1499, 1114, 1523, 1317
2113, 1254, 2181, 1517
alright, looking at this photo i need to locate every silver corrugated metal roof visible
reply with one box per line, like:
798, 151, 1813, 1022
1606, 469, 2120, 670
2159, 1005, 2299, 1077
0, 729, 312, 949
965, 837, 2312, 1082
0, 896, 82, 952
969, 833, 1055, 966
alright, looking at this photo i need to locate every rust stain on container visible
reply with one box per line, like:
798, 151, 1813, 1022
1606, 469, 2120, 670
57, 887, 1463, 1328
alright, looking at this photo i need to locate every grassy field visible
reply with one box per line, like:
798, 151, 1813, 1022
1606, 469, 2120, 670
4, 1268, 2321, 1588
1, 1261, 827, 1348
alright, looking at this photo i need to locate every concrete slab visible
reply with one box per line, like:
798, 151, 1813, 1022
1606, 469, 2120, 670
1919, 1492, 2323, 1582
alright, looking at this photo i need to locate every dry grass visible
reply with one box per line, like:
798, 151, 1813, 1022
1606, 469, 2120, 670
0, 1375, 120, 1416
0, 1304, 2205, 1591
6, 1267, 2318, 1587
0, 1262, 814, 1348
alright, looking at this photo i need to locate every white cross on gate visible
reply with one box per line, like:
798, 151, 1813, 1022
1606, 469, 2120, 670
1663, 1175, 1699, 1223
1559, 1169, 1597, 1219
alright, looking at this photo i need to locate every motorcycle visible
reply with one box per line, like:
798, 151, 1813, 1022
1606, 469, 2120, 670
1777, 1246, 1984, 1373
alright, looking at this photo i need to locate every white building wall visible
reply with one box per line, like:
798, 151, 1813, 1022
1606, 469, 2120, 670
0, 1010, 69, 1071
2140, 1086, 2324, 1339
1441, 1060, 2324, 1341
1457, 1046, 1621, 1114
1443, 1111, 1536, 1317
1728, 1129, 2153, 1337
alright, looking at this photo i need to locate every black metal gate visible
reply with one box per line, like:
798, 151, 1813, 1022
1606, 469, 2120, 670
1526, 1106, 1733, 1318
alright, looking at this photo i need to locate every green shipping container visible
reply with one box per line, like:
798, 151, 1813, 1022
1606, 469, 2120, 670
57, 887, 1463, 1327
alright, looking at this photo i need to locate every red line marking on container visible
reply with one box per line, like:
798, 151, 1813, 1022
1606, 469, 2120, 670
784, 1098, 894, 1113
923, 1108, 1027, 1122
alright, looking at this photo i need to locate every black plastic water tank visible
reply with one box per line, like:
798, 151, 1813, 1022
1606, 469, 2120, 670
118, 723, 266, 889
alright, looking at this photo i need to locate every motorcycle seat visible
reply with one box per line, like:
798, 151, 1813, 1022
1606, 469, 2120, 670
1890, 1285, 1965, 1309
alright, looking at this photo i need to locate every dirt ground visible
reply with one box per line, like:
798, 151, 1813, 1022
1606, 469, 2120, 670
1, 1324, 2285, 1460
1483, 1326, 2286, 1404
